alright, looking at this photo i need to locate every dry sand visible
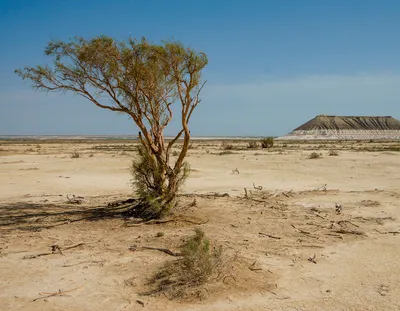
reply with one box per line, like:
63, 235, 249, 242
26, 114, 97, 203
1, 140, 400, 311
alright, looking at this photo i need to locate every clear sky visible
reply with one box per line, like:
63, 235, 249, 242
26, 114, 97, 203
1, 0, 400, 136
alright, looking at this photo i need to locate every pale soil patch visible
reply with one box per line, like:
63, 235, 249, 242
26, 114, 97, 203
0, 140, 399, 311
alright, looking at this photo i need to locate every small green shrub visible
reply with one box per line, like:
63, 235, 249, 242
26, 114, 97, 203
130, 143, 190, 219
328, 150, 339, 156
172, 150, 179, 156
70, 152, 80, 158
218, 150, 234, 155
247, 141, 258, 149
156, 232, 165, 237
150, 228, 223, 299
308, 152, 321, 159
260, 137, 274, 149
221, 141, 233, 150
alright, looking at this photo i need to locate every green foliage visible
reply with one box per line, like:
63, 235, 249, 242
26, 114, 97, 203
308, 152, 322, 159
247, 141, 259, 149
261, 137, 274, 149
150, 228, 223, 299
70, 151, 80, 158
218, 150, 234, 155
15, 36, 208, 126
131, 143, 190, 218
16, 36, 208, 219
221, 142, 233, 150
328, 150, 339, 156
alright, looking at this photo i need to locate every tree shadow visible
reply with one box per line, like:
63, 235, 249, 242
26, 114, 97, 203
0, 201, 129, 233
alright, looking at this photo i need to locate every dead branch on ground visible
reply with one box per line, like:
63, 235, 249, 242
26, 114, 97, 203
308, 254, 317, 264
249, 261, 262, 271
129, 245, 182, 257
332, 229, 365, 236
179, 192, 230, 198
259, 232, 281, 239
337, 220, 359, 228
253, 183, 263, 190
126, 217, 209, 227
23, 242, 86, 259
66, 195, 84, 204
32, 285, 82, 302
374, 229, 400, 235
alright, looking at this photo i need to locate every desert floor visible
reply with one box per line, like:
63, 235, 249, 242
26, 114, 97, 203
1, 139, 400, 311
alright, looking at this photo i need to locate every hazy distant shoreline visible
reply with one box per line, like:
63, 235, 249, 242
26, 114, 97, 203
0, 135, 275, 141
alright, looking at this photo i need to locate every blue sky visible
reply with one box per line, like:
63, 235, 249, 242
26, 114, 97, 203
1, 0, 400, 136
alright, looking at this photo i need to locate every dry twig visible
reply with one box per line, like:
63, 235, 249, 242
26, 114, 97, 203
23, 242, 86, 259
308, 254, 317, 264
259, 232, 281, 239
129, 245, 182, 257
126, 218, 209, 226
66, 195, 84, 204
32, 286, 82, 302
333, 229, 365, 236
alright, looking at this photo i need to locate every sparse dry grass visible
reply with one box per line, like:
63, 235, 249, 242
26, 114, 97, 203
149, 228, 223, 299
261, 137, 274, 149
308, 152, 322, 159
70, 151, 81, 159
221, 142, 233, 150
247, 141, 259, 149
218, 150, 235, 155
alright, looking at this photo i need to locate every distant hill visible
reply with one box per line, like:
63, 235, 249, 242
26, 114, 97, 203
280, 115, 400, 140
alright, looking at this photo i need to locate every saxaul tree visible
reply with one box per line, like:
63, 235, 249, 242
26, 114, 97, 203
16, 36, 208, 219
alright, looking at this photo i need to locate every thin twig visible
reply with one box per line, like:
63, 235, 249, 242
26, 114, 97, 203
337, 220, 360, 228
333, 229, 365, 236
308, 254, 317, 264
32, 286, 82, 302
23, 242, 86, 259
127, 218, 209, 226
129, 245, 182, 257
63, 243, 85, 251
259, 232, 281, 239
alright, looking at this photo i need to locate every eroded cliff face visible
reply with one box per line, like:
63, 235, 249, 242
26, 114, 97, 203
281, 116, 400, 140
295, 116, 400, 131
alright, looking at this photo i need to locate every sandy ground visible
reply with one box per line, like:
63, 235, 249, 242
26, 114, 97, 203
1, 140, 400, 311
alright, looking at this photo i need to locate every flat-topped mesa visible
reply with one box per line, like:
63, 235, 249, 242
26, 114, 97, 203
280, 115, 400, 140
